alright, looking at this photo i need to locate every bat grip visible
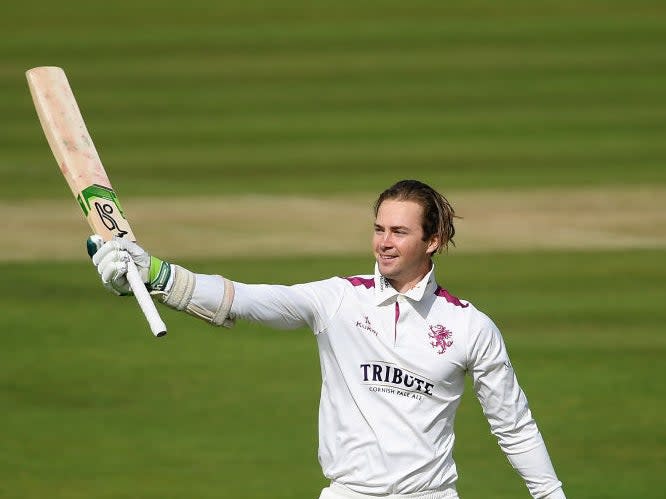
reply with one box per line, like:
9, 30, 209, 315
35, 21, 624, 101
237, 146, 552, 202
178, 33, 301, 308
126, 259, 167, 337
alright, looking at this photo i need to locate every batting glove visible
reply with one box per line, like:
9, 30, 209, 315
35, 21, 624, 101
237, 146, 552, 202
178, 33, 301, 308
87, 235, 171, 296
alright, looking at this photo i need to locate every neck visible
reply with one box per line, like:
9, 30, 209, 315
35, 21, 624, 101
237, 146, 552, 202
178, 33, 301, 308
388, 263, 432, 293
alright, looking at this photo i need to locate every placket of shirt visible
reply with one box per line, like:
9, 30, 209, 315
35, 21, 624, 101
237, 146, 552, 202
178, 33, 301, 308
393, 294, 408, 347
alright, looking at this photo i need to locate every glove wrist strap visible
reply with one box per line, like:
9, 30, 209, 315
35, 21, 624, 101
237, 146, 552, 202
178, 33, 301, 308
149, 256, 171, 291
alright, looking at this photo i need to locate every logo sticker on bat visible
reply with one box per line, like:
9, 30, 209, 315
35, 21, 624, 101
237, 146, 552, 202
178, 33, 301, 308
77, 184, 131, 238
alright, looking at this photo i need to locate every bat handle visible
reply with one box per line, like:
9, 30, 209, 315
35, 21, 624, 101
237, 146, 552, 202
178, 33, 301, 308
125, 259, 167, 337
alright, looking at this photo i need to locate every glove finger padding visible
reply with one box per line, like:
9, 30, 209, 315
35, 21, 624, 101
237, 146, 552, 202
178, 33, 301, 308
100, 254, 132, 295
92, 241, 137, 296
100, 257, 127, 283
112, 238, 151, 274
97, 247, 126, 275
88, 234, 171, 295
92, 238, 151, 284
91, 238, 117, 266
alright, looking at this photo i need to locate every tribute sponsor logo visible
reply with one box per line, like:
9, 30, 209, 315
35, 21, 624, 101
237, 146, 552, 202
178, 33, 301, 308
360, 362, 434, 400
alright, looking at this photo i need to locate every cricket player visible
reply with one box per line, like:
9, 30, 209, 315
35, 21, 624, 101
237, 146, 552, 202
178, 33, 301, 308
90, 179, 566, 498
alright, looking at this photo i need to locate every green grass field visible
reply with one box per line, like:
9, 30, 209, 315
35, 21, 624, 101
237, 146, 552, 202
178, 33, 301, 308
1, 1, 666, 498
2, 251, 665, 498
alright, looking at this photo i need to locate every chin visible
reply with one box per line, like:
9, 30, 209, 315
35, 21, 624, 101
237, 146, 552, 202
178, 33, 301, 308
376, 260, 397, 278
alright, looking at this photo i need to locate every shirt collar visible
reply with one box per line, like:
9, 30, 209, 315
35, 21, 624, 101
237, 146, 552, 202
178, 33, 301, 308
373, 262, 438, 305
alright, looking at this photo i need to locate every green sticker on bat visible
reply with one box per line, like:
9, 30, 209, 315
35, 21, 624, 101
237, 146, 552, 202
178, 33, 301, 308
77, 184, 130, 238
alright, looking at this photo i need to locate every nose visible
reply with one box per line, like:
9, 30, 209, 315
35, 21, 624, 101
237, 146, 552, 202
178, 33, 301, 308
380, 232, 393, 248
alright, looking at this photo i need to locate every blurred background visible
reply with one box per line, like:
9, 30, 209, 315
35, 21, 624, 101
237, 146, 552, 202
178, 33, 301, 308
1, 1, 665, 498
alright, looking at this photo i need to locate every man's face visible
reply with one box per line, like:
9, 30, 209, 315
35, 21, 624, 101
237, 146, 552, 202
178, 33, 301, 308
373, 199, 439, 293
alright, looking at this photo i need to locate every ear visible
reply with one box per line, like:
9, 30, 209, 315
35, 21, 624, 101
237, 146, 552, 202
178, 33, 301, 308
426, 235, 441, 255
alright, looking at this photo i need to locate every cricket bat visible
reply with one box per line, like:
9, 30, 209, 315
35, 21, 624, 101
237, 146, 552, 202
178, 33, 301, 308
26, 66, 167, 337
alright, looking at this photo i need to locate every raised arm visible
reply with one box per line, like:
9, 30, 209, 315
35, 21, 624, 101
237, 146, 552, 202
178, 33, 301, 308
89, 236, 344, 333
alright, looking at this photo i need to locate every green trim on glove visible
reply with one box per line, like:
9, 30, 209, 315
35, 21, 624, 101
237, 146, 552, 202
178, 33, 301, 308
149, 256, 172, 291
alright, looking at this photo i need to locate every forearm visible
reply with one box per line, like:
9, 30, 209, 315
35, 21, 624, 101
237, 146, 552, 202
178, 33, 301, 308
505, 438, 565, 499
486, 406, 565, 498
478, 382, 566, 498
229, 281, 317, 330
157, 265, 235, 327
157, 267, 335, 331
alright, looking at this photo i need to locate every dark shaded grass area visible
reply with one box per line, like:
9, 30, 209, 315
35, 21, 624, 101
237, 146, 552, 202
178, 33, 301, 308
2, 1, 666, 199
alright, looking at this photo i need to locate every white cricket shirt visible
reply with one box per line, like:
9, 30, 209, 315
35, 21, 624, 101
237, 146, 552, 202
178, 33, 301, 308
229, 264, 564, 498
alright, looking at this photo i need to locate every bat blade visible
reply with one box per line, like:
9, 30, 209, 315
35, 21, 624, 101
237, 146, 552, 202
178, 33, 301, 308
26, 66, 167, 337
26, 66, 135, 241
